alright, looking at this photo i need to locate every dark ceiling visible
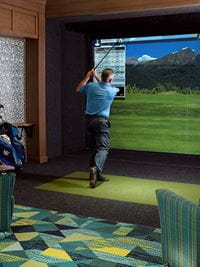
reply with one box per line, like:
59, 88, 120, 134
65, 12, 200, 39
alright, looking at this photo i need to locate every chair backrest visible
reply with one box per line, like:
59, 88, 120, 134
0, 172, 16, 238
156, 189, 200, 267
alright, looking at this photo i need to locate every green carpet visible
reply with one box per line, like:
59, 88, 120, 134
0, 204, 163, 266
35, 171, 200, 206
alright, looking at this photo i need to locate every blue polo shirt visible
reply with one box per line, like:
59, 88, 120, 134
80, 82, 119, 118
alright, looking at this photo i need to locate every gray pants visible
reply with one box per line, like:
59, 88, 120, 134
86, 115, 110, 173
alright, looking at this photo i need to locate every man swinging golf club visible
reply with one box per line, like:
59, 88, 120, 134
76, 68, 119, 188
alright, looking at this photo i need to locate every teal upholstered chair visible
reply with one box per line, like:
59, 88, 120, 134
0, 172, 16, 239
156, 189, 200, 267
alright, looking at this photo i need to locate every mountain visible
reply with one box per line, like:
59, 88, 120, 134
126, 57, 139, 65
195, 54, 200, 63
126, 48, 200, 89
143, 47, 197, 66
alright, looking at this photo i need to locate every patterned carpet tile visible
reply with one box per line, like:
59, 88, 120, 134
0, 205, 164, 266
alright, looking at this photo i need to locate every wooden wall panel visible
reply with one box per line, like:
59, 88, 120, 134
37, 12, 47, 163
26, 13, 47, 163
0, 3, 39, 38
13, 9, 38, 37
0, 0, 47, 163
26, 38, 39, 162
0, 5, 12, 32
46, 0, 200, 18
0, 0, 46, 13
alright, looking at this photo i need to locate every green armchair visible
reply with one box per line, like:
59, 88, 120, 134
0, 172, 16, 239
156, 189, 200, 267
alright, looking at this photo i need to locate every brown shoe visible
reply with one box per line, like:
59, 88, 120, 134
89, 167, 97, 188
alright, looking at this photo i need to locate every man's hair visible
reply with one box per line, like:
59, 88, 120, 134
101, 68, 114, 82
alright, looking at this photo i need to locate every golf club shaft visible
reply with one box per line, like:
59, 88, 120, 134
94, 40, 120, 70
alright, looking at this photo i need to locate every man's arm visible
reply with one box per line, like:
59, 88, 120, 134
76, 69, 100, 92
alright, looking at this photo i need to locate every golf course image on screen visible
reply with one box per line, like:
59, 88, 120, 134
104, 34, 200, 155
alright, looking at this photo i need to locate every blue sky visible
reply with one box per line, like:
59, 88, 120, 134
126, 40, 200, 59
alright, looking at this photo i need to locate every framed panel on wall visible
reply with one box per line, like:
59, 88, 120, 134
0, 35, 25, 124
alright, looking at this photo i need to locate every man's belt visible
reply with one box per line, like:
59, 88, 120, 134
85, 114, 108, 120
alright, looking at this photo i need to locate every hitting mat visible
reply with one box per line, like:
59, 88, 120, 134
0, 205, 164, 266
35, 171, 200, 206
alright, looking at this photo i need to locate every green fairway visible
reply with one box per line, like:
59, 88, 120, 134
110, 92, 200, 155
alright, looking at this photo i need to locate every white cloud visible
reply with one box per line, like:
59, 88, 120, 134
137, 54, 157, 62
